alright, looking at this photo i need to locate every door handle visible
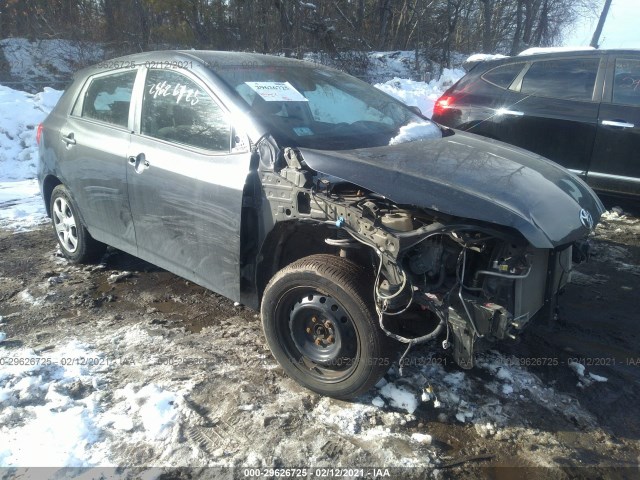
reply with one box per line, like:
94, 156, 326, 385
497, 108, 524, 116
61, 133, 76, 145
128, 153, 149, 173
601, 120, 635, 128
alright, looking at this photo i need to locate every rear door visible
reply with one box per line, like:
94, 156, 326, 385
588, 55, 640, 196
496, 56, 603, 176
60, 69, 138, 251
127, 67, 251, 301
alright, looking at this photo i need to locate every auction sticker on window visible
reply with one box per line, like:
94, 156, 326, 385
245, 82, 308, 102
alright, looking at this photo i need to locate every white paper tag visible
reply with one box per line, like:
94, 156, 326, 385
245, 81, 308, 102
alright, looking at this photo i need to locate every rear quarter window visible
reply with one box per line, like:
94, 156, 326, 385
481, 63, 525, 88
520, 58, 600, 101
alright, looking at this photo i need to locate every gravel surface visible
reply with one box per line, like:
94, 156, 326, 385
0, 209, 639, 478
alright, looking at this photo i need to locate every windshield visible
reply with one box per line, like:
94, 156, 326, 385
215, 64, 441, 150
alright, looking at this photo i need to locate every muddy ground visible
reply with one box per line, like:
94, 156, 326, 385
0, 207, 639, 479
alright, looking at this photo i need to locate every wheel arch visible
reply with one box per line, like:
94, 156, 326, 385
255, 221, 341, 301
42, 175, 63, 218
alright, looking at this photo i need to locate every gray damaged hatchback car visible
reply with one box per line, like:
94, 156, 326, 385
38, 51, 604, 399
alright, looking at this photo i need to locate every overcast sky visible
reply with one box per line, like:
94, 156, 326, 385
563, 0, 640, 48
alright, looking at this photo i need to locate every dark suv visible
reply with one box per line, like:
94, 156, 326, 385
432, 49, 640, 199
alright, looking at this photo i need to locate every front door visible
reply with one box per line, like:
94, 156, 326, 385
589, 56, 640, 197
127, 68, 251, 301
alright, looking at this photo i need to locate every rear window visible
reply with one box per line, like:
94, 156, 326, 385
80, 71, 136, 127
481, 63, 524, 88
520, 58, 599, 101
612, 59, 640, 106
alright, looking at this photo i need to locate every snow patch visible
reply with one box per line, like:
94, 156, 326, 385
388, 121, 440, 145
589, 373, 608, 383
109, 384, 179, 441
466, 53, 508, 63
410, 433, 432, 444
0, 179, 49, 231
378, 383, 418, 413
518, 46, 595, 56
0, 333, 190, 467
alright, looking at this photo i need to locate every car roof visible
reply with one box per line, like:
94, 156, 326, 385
74, 50, 318, 79
466, 48, 640, 72
517, 48, 640, 58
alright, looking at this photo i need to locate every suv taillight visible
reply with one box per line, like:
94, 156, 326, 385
433, 95, 454, 116
36, 123, 43, 145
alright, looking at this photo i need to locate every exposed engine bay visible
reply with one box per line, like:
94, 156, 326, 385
261, 146, 580, 369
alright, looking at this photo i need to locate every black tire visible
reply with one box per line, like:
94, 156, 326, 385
50, 185, 106, 263
261, 254, 391, 399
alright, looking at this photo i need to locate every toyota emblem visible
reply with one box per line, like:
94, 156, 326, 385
579, 209, 594, 230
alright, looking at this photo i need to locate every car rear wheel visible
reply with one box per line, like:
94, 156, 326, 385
50, 185, 105, 263
261, 254, 390, 399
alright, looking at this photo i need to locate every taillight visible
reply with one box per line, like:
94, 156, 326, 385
36, 123, 43, 145
433, 95, 454, 116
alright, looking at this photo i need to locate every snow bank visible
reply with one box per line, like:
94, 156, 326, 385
0, 84, 63, 230
0, 85, 61, 180
374, 67, 464, 118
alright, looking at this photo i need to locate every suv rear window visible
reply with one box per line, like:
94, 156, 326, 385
613, 59, 640, 106
481, 63, 524, 88
80, 70, 136, 127
520, 58, 599, 101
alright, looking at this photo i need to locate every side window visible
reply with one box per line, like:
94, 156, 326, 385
141, 69, 230, 152
81, 70, 136, 127
481, 63, 524, 88
520, 58, 600, 101
612, 59, 640, 106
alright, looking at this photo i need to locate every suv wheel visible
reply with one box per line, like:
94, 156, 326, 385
261, 254, 390, 399
50, 185, 105, 263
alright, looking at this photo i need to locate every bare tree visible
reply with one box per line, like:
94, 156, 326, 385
590, 0, 612, 48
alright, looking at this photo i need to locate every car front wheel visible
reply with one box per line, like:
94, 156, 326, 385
50, 185, 105, 263
261, 254, 391, 399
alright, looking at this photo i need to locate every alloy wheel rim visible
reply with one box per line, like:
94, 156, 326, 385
53, 197, 78, 253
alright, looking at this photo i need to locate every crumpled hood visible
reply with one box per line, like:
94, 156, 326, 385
299, 131, 605, 248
